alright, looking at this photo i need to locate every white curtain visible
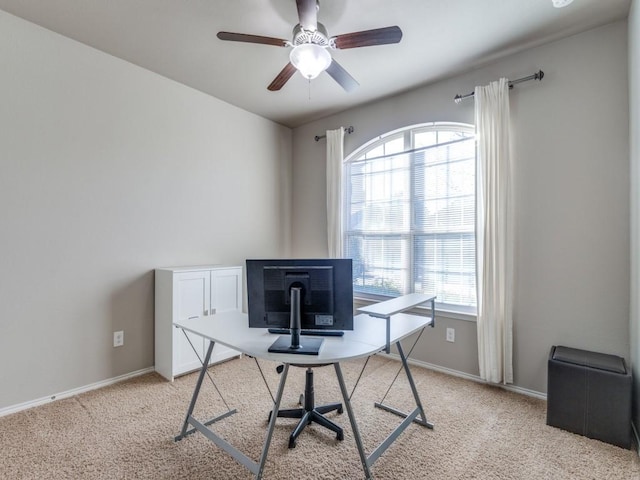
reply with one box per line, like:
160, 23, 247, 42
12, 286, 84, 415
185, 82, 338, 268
475, 78, 514, 384
326, 127, 345, 258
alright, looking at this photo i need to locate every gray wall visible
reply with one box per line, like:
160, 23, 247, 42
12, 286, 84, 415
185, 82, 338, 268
0, 7, 634, 413
291, 21, 630, 395
0, 10, 292, 410
630, 0, 639, 438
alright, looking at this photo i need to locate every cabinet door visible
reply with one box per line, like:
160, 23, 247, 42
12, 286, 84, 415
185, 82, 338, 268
174, 271, 211, 375
211, 268, 242, 313
208, 268, 242, 364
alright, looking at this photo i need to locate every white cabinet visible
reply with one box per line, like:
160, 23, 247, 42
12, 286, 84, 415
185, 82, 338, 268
155, 265, 243, 381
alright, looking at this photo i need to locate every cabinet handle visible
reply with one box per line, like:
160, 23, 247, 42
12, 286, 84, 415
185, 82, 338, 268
188, 316, 199, 320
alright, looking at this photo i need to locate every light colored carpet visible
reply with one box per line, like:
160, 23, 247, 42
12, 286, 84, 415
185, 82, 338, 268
1, 355, 638, 479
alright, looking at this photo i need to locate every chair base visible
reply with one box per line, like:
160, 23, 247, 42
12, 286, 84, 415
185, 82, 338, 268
269, 367, 344, 448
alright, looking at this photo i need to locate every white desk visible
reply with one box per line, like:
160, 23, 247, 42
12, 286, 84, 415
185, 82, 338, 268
174, 296, 435, 480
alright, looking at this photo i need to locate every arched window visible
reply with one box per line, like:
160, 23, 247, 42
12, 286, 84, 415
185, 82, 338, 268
343, 122, 476, 312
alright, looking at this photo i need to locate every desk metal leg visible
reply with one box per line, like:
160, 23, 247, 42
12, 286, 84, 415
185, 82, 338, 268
175, 339, 238, 441
346, 341, 432, 475
256, 363, 289, 479
176, 340, 215, 441
175, 342, 289, 480
185, 363, 289, 479
334, 363, 373, 480
374, 341, 433, 429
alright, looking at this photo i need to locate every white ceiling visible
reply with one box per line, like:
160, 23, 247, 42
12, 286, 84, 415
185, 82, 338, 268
0, 0, 631, 127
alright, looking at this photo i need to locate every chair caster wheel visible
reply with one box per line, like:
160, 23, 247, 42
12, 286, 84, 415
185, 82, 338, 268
288, 439, 296, 449
338, 406, 343, 414
267, 411, 272, 422
299, 394, 304, 405
337, 431, 344, 441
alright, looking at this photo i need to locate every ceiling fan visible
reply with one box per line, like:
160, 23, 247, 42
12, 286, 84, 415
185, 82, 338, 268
217, 0, 403, 92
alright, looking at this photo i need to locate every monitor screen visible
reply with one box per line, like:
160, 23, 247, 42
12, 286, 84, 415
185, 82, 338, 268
246, 258, 354, 333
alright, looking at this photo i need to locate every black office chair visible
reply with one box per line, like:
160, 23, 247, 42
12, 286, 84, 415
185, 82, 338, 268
269, 365, 344, 448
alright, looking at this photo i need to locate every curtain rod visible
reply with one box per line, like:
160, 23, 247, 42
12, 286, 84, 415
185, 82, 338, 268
454, 70, 544, 104
314, 125, 354, 142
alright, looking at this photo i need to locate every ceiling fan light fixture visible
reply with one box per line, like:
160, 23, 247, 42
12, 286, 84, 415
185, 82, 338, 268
289, 43, 332, 79
552, 0, 574, 7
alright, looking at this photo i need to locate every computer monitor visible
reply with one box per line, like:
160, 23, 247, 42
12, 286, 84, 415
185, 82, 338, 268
246, 259, 353, 355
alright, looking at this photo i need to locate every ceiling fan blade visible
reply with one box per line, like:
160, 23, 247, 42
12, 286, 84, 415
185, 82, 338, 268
326, 60, 359, 92
217, 31, 288, 47
332, 26, 403, 49
268, 63, 298, 91
296, 0, 318, 31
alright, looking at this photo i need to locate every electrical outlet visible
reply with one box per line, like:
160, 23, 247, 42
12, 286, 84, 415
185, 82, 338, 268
446, 327, 455, 343
113, 330, 124, 347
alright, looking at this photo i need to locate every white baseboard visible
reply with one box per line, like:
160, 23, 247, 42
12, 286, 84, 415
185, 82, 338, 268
378, 352, 547, 400
0, 367, 155, 418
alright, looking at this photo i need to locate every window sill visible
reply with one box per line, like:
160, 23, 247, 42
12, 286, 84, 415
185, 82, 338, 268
354, 296, 477, 323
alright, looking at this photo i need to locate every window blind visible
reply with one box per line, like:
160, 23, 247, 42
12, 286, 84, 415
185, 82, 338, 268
344, 126, 476, 308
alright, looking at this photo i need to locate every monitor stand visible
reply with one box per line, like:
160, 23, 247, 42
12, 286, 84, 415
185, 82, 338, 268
268, 287, 324, 355
268, 335, 324, 355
